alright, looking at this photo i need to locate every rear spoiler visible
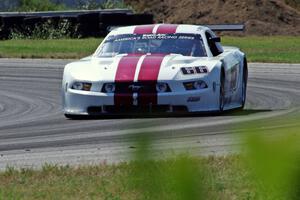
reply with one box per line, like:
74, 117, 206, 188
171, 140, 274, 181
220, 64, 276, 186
204, 24, 245, 32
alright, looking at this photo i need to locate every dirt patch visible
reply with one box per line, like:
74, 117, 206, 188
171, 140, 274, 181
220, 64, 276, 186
126, 0, 300, 35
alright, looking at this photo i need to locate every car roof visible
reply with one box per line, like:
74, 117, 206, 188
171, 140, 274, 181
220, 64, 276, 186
109, 24, 210, 36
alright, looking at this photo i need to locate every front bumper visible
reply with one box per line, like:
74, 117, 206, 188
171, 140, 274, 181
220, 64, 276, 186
63, 87, 219, 115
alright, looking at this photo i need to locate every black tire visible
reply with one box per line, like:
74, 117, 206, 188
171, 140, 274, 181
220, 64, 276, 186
219, 69, 225, 112
64, 114, 86, 120
240, 58, 248, 109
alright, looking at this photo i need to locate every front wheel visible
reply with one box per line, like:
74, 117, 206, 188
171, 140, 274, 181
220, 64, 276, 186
64, 114, 87, 120
219, 70, 225, 112
240, 59, 248, 109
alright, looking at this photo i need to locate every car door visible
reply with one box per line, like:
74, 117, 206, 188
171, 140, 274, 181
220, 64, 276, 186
205, 31, 240, 100
222, 55, 240, 97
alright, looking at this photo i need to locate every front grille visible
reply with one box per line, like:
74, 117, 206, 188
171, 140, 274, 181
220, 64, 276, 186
104, 105, 187, 114
117, 81, 157, 93
102, 81, 171, 93
87, 105, 188, 114
105, 105, 169, 113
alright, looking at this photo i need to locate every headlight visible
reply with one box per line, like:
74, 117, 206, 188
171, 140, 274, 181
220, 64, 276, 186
71, 82, 92, 91
183, 81, 207, 90
156, 83, 168, 93
103, 83, 115, 93
193, 80, 207, 89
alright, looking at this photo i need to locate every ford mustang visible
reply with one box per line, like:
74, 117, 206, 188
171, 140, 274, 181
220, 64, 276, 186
62, 24, 248, 118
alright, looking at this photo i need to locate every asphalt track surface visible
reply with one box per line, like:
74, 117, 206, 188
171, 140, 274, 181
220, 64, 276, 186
0, 59, 299, 170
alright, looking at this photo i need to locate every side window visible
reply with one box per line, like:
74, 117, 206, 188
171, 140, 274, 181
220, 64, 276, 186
205, 32, 223, 56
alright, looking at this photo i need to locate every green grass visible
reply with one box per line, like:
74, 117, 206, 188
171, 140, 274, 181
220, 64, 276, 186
0, 36, 299, 62
0, 38, 102, 59
222, 36, 300, 63
0, 156, 253, 200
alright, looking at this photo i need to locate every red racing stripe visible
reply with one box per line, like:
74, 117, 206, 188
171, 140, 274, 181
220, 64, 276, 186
134, 25, 155, 34
137, 54, 166, 105
156, 24, 178, 34
114, 55, 141, 106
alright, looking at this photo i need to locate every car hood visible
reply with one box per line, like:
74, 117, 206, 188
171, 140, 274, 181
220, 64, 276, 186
64, 54, 221, 82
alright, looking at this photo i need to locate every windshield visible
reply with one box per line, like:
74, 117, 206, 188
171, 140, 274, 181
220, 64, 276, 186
96, 33, 207, 57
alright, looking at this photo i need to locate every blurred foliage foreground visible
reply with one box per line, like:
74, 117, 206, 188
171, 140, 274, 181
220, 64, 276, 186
130, 117, 300, 200
0, 115, 299, 199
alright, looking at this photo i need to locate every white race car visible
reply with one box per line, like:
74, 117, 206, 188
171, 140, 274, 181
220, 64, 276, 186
62, 24, 248, 118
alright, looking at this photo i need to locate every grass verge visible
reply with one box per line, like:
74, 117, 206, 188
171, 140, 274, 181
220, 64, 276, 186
0, 156, 253, 200
222, 36, 300, 63
0, 38, 102, 59
0, 36, 299, 62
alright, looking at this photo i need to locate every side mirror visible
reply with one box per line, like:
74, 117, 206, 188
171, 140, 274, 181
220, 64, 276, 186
209, 37, 221, 43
